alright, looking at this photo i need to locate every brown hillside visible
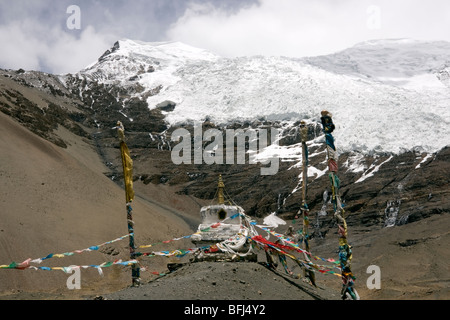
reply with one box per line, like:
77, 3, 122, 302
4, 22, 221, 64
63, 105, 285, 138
0, 111, 197, 298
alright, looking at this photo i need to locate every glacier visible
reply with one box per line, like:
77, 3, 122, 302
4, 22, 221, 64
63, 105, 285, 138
77, 38, 450, 155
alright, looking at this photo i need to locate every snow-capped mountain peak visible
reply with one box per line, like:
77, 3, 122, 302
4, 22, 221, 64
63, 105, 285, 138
74, 39, 450, 155
80, 39, 219, 86
101, 39, 219, 63
304, 38, 450, 90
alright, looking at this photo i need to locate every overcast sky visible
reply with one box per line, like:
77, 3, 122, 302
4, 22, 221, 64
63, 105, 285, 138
1, 0, 450, 74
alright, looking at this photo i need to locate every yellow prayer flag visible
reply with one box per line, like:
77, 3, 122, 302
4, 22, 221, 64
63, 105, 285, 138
120, 141, 135, 203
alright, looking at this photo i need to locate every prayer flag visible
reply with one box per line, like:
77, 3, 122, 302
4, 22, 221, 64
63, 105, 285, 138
120, 141, 135, 202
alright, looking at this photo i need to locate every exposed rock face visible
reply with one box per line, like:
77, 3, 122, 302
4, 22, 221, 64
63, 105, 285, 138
437, 65, 450, 88
0, 69, 88, 148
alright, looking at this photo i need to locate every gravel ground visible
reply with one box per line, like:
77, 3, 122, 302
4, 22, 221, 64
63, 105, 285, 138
100, 260, 340, 300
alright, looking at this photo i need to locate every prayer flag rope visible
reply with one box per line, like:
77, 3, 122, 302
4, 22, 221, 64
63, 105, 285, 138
250, 221, 339, 265
0, 215, 238, 270
0, 259, 138, 276
161, 210, 341, 268
3, 234, 132, 267
320, 111, 359, 299
0, 216, 240, 273
0, 257, 171, 277
138, 223, 341, 278
156, 213, 341, 278
0, 216, 241, 274
0, 212, 344, 281
135, 245, 211, 258
250, 236, 342, 278
137, 213, 241, 249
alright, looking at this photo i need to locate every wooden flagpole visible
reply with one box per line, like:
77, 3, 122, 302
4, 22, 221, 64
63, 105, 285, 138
299, 120, 316, 286
116, 121, 140, 287
320, 111, 358, 299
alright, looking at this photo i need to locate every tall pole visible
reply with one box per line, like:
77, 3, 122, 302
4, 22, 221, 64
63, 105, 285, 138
299, 121, 315, 286
217, 174, 225, 205
320, 111, 357, 299
116, 121, 140, 287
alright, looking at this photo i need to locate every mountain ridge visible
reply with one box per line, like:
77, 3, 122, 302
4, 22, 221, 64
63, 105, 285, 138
73, 38, 450, 155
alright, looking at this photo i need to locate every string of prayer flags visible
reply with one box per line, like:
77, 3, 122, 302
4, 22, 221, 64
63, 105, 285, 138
0, 259, 139, 276
250, 235, 342, 278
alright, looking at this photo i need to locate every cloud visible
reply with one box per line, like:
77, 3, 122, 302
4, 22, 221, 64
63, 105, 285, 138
166, 0, 450, 58
39, 25, 117, 75
0, 1, 117, 74
0, 17, 116, 74
0, 0, 203, 74
0, 0, 188, 74
0, 20, 45, 71
2, 0, 450, 74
